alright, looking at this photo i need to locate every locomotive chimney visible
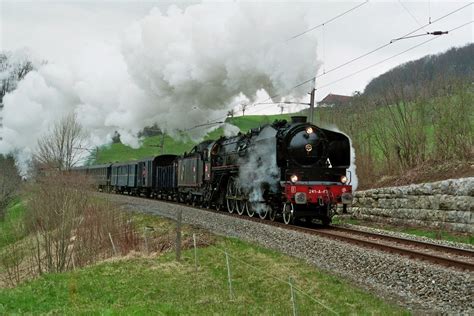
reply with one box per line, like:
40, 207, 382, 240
291, 116, 307, 124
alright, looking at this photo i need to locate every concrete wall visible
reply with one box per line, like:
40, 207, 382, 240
350, 177, 474, 233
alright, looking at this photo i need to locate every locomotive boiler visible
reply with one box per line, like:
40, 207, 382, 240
200, 116, 353, 224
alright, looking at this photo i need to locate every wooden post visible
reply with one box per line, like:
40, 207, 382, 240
176, 210, 182, 261
143, 227, 149, 254
193, 233, 198, 271
108, 233, 117, 255
289, 276, 297, 316
225, 251, 234, 300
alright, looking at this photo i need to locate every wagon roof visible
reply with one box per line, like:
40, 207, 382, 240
111, 161, 138, 167
87, 163, 112, 169
135, 155, 178, 163
71, 163, 111, 170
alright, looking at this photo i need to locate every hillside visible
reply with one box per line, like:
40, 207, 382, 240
364, 43, 473, 100
93, 113, 300, 164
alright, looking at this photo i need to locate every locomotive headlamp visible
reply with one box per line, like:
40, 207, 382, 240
340, 175, 348, 184
290, 174, 298, 183
305, 127, 314, 134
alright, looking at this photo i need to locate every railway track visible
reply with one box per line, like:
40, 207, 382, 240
208, 208, 474, 272
108, 193, 474, 272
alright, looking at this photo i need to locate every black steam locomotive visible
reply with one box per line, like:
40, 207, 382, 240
73, 116, 353, 225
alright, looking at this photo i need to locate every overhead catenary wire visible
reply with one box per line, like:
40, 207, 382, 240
243, 3, 472, 116
398, 0, 429, 32
318, 2, 471, 78
246, 19, 473, 116
285, 1, 369, 42
316, 20, 472, 91
189, 2, 472, 130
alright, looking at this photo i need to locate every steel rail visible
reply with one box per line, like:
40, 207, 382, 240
102, 192, 474, 272
330, 226, 474, 258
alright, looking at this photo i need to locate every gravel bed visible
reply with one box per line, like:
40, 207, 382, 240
335, 220, 474, 251
102, 193, 474, 314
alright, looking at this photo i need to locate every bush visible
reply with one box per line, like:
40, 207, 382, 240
0, 154, 21, 221
24, 173, 138, 274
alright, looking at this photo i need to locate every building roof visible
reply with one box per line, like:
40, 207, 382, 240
319, 93, 352, 105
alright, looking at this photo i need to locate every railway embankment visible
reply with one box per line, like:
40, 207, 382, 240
351, 177, 473, 233
103, 193, 473, 314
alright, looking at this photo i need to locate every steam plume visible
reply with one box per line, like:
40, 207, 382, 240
0, 2, 319, 168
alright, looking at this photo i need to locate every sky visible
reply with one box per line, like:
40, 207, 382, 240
0, 0, 472, 166
2, 1, 472, 102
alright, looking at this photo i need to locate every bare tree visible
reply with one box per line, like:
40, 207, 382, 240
34, 113, 86, 171
227, 109, 234, 118
0, 154, 21, 220
277, 103, 285, 115
240, 103, 248, 116
0, 53, 34, 104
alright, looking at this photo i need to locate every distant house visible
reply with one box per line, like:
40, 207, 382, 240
317, 93, 352, 107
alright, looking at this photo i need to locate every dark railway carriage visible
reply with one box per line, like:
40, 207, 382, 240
111, 161, 138, 194
155, 154, 178, 199
137, 157, 157, 197
69, 164, 111, 191
87, 164, 112, 191
70, 165, 89, 176
176, 141, 213, 204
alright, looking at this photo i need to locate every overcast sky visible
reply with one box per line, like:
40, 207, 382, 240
0, 0, 472, 168
1, 0, 473, 116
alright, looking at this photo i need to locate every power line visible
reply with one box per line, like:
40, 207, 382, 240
398, 0, 428, 32
204, 3, 370, 124
317, 2, 471, 79
246, 19, 472, 116
244, 3, 471, 115
261, 2, 472, 104
285, 1, 369, 41
190, 2, 472, 130
316, 20, 472, 91
390, 2, 472, 42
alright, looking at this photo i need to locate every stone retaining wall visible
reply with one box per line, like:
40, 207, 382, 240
350, 177, 474, 233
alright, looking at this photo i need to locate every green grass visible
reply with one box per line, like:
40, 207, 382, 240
334, 217, 474, 245
94, 114, 295, 164
95, 134, 195, 164
0, 235, 407, 314
0, 200, 26, 250
227, 113, 294, 132
397, 227, 474, 245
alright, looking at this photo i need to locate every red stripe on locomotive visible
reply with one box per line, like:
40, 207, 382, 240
284, 183, 352, 204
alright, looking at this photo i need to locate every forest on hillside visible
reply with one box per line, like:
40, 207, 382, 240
364, 43, 473, 102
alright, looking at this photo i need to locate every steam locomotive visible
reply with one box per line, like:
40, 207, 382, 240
73, 116, 353, 225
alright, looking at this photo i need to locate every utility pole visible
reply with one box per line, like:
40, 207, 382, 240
309, 78, 316, 123
0, 102, 3, 141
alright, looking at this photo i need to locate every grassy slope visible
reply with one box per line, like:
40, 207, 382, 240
94, 114, 296, 164
0, 236, 407, 314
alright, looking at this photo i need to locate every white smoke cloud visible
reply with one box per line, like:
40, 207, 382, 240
222, 123, 241, 137
238, 126, 280, 214
0, 2, 319, 168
